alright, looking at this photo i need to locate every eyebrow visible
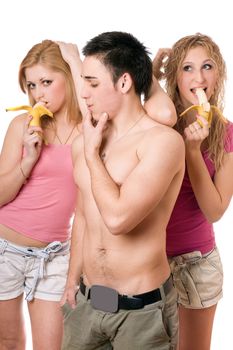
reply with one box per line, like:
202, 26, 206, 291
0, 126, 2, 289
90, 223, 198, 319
182, 59, 213, 65
26, 77, 48, 84
81, 74, 98, 80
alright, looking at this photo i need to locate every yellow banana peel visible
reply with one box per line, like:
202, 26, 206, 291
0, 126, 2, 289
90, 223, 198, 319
180, 88, 227, 127
6, 104, 53, 127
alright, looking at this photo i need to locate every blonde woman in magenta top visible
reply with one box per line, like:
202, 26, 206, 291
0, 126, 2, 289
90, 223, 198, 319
154, 34, 233, 350
0, 39, 177, 349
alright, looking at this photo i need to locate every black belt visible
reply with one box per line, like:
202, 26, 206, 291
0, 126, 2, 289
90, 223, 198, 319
79, 275, 173, 312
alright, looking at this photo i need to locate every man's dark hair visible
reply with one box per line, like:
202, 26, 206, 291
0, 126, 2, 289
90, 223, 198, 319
82, 31, 152, 98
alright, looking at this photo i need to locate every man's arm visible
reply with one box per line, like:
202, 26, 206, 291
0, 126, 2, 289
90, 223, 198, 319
84, 115, 184, 235
60, 137, 85, 308
60, 191, 85, 308
144, 76, 177, 127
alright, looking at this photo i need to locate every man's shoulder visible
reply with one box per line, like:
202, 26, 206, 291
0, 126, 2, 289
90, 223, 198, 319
143, 121, 184, 147
137, 122, 184, 165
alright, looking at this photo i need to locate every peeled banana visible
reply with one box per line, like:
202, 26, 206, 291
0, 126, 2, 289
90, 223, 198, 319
6, 104, 53, 127
180, 88, 227, 127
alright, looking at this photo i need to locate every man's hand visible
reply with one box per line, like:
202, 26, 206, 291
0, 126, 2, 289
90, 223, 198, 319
83, 111, 108, 161
60, 284, 79, 309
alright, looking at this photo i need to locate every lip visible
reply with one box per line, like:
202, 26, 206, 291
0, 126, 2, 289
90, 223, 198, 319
36, 101, 49, 106
87, 104, 93, 111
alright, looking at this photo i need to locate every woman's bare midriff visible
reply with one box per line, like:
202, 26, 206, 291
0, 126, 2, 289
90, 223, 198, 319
0, 223, 50, 247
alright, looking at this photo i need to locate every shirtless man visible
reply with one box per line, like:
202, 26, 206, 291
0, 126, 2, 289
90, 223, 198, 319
61, 31, 185, 350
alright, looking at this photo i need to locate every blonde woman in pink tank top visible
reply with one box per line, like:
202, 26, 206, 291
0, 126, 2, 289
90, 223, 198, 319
0, 40, 84, 350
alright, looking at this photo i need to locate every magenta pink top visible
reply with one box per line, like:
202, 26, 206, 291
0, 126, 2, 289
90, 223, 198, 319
167, 122, 233, 256
0, 144, 76, 242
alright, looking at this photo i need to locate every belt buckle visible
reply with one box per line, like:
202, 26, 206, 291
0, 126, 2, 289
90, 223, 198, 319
90, 285, 118, 313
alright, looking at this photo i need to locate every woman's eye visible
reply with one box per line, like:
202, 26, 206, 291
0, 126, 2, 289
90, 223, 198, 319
183, 66, 192, 72
43, 80, 52, 86
203, 63, 212, 70
26, 82, 36, 90
183, 65, 192, 72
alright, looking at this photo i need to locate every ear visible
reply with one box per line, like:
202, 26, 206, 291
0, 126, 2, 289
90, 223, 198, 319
119, 73, 133, 93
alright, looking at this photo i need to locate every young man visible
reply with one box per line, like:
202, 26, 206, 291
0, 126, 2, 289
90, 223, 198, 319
61, 31, 185, 350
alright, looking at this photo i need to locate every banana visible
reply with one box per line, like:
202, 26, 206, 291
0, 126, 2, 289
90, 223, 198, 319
6, 104, 53, 127
180, 88, 227, 127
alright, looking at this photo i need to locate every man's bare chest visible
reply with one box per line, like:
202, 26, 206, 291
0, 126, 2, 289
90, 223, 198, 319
76, 145, 140, 188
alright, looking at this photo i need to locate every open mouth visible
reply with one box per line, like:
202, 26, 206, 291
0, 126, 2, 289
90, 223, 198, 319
190, 87, 207, 94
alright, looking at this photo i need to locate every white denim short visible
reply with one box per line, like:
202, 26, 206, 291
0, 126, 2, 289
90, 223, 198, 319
169, 247, 223, 309
0, 239, 70, 302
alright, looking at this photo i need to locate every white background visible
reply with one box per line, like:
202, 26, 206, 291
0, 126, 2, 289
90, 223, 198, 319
0, 1, 232, 349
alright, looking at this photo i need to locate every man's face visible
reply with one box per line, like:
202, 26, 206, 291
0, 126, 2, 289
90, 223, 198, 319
81, 56, 122, 120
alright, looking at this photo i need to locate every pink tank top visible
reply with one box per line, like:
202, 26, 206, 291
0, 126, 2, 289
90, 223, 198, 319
0, 144, 76, 242
167, 122, 233, 256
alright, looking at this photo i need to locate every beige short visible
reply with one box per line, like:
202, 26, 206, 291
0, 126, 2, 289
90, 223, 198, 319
169, 247, 223, 309
62, 276, 178, 350
0, 239, 70, 301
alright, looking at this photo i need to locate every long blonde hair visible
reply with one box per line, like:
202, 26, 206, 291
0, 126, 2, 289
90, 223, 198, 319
164, 33, 227, 170
19, 40, 81, 126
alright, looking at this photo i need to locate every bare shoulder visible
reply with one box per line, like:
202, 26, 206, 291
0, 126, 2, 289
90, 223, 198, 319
143, 119, 184, 149
154, 124, 184, 149
8, 113, 27, 129
139, 121, 185, 163
0, 114, 27, 168
3, 113, 27, 143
